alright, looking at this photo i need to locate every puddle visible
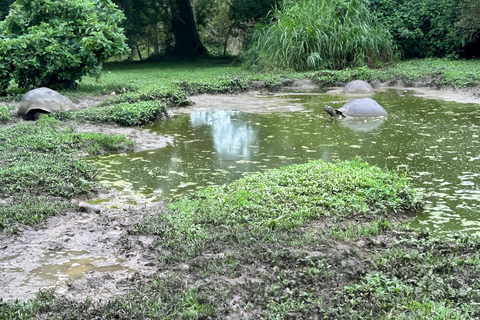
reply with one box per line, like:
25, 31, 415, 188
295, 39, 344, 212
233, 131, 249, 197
0, 202, 160, 302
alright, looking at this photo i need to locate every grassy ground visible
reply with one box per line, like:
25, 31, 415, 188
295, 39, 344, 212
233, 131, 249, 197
0, 116, 133, 232
1, 57, 480, 318
313, 58, 480, 88
2, 160, 480, 319
2, 57, 478, 126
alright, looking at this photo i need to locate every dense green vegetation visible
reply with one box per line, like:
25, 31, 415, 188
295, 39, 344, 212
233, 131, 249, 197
243, 0, 397, 71
0, 0, 127, 92
371, 0, 480, 59
2, 161, 479, 319
0, 0, 479, 316
135, 159, 420, 248
0, 116, 133, 232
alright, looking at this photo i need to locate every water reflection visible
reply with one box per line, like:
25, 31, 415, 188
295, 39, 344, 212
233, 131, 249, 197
190, 110, 257, 160
338, 118, 385, 132
87, 90, 480, 237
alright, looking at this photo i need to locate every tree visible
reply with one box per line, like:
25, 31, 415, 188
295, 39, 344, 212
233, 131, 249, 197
168, 0, 206, 58
113, 0, 169, 60
0, 0, 127, 93
370, 0, 472, 58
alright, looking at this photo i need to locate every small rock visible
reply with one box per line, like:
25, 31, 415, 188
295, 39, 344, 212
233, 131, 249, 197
78, 201, 102, 214
370, 79, 382, 89
250, 81, 266, 89
277, 78, 294, 86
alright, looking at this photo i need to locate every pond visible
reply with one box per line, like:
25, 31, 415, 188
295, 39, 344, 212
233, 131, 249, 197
87, 89, 480, 237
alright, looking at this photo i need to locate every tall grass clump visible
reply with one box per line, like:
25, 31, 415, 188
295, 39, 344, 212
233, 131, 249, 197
243, 0, 398, 71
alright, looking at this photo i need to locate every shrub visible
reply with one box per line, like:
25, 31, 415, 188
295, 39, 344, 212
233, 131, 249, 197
243, 0, 397, 71
370, 0, 477, 58
0, 0, 127, 93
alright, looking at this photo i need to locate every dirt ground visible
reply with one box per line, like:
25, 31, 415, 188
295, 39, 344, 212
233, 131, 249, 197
1, 83, 479, 304
0, 189, 163, 302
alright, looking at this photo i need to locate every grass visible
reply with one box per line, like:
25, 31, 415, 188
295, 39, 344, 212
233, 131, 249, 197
0, 116, 133, 232
0, 57, 479, 317
0, 104, 12, 122
243, 0, 397, 71
314, 58, 480, 88
2, 160, 480, 319
133, 159, 421, 250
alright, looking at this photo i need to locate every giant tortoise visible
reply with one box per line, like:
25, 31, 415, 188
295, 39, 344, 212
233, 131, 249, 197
18, 87, 76, 120
342, 80, 374, 94
324, 98, 387, 119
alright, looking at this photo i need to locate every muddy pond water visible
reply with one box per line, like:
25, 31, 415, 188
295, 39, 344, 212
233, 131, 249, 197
87, 89, 480, 237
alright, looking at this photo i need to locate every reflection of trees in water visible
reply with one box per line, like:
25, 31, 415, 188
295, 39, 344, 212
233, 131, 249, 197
190, 110, 258, 160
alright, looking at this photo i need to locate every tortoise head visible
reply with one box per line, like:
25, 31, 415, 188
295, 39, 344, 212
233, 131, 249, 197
324, 105, 339, 118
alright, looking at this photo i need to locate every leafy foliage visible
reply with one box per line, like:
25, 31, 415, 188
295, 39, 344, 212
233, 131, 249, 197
457, 0, 480, 44
0, 0, 127, 92
243, 0, 398, 71
0, 0, 14, 20
370, 0, 479, 58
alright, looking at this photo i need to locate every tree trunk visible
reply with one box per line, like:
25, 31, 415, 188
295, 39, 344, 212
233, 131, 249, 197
136, 44, 143, 61
168, 0, 206, 59
223, 24, 234, 56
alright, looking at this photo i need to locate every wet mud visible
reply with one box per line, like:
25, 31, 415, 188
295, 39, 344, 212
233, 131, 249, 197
0, 191, 162, 302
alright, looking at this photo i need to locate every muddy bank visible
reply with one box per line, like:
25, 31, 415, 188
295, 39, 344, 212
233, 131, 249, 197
69, 121, 174, 152
326, 86, 480, 105
0, 190, 162, 303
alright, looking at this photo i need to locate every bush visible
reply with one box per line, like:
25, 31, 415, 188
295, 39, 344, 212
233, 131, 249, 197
55, 100, 168, 126
0, 0, 127, 93
243, 0, 397, 71
370, 0, 477, 58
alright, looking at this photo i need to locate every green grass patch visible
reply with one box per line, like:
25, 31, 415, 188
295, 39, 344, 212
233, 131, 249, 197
0, 105, 12, 123
135, 159, 421, 251
314, 58, 480, 88
0, 197, 71, 233
0, 116, 133, 231
55, 100, 169, 126
0, 116, 132, 198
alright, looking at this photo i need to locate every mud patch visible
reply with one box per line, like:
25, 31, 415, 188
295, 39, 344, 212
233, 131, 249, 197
405, 87, 480, 104
0, 192, 162, 302
183, 91, 314, 115
326, 86, 480, 105
70, 121, 174, 152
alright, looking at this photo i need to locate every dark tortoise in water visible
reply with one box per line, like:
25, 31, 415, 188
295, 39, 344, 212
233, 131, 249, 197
324, 98, 387, 119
